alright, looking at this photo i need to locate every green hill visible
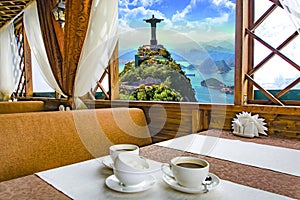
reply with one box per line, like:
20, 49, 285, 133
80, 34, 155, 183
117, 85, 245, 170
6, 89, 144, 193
119, 46, 197, 102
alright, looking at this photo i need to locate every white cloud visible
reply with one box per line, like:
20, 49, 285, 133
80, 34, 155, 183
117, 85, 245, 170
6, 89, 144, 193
205, 13, 229, 24
119, 0, 163, 8
172, 5, 193, 22
118, 0, 235, 43
119, 6, 167, 32
118, 18, 135, 32
140, 0, 163, 7
171, 0, 198, 22
211, 0, 235, 9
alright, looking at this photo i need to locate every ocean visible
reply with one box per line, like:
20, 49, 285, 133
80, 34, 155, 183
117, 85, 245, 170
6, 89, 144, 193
178, 61, 234, 104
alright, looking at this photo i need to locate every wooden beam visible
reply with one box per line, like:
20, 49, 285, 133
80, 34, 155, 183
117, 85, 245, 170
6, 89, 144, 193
248, 31, 299, 76
245, 74, 284, 106
266, 77, 300, 104
246, 29, 300, 72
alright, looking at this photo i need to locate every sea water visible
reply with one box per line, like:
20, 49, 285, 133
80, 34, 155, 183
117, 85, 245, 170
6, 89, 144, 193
178, 61, 234, 104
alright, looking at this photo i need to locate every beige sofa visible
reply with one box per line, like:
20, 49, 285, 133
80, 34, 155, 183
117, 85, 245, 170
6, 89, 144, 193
0, 107, 152, 182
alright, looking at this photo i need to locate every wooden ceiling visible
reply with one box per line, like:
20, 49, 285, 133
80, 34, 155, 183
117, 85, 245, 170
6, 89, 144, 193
0, 0, 33, 29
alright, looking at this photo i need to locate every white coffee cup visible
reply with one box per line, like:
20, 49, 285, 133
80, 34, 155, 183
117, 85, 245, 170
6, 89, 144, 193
161, 156, 209, 188
113, 153, 150, 186
109, 144, 139, 162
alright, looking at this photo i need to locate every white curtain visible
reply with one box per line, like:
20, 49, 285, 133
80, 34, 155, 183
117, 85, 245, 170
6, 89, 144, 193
279, 0, 300, 34
0, 22, 20, 101
74, 0, 118, 107
23, 1, 65, 96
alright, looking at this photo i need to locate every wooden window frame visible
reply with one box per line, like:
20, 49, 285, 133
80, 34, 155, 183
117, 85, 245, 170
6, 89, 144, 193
236, 0, 300, 106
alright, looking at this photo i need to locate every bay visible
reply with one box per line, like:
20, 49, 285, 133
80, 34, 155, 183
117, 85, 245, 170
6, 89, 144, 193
178, 62, 234, 104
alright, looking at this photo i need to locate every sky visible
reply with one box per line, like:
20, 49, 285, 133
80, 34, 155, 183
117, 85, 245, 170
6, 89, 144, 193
118, 0, 236, 50
33, 0, 300, 92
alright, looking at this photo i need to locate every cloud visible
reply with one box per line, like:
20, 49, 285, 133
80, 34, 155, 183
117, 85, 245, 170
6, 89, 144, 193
211, 0, 235, 9
171, 0, 198, 22
140, 0, 163, 7
118, 6, 167, 32
205, 13, 229, 24
118, 0, 235, 43
119, 0, 163, 8
172, 4, 193, 22
119, 0, 138, 8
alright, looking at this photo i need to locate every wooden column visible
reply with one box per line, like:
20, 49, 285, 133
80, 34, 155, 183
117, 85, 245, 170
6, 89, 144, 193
23, 29, 33, 97
247, 0, 255, 103
234, 0, 251, 105
109, 41, 119, 100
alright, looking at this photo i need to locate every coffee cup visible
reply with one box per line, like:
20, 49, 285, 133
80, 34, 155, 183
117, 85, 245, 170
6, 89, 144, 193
161, 156, 209, 188
109, 144, 139, 162
113, 153, 150, 186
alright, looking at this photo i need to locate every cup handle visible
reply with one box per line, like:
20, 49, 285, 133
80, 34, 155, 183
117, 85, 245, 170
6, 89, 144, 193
161, 163, 175, 179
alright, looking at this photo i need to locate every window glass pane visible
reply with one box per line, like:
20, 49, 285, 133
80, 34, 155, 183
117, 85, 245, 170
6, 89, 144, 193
254, 2, 300, 100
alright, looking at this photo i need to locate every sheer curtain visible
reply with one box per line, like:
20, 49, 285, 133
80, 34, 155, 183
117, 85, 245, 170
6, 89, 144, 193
279, 0, 300, 34
0, 22, 19, 101
74, 0, 118, 107
23, 1, 64, 96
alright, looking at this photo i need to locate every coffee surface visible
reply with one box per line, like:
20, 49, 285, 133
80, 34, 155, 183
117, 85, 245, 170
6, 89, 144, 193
176, 162, 205, 168
115, 148, 136, 151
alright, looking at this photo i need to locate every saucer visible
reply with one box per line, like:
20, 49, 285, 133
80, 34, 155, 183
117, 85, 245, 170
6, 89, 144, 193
102, 156, 113, 169
162, 173, 220, 194
105, 174, 156, 193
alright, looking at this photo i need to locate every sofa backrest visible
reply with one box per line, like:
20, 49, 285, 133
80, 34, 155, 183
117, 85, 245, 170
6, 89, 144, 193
0, 101, 44, 114
0, 107, 152, 182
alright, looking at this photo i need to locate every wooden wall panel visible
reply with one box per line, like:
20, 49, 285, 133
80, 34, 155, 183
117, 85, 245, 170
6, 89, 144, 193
94, 101, 300, 142
36, 99, 300, 142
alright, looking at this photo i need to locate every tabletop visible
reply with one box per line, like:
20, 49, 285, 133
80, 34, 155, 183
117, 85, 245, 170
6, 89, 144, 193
0, 129, 299, 199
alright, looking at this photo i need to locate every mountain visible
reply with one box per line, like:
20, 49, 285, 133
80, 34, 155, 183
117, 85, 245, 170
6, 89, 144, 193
120, 39, 234, 64
197, 58, 231, 74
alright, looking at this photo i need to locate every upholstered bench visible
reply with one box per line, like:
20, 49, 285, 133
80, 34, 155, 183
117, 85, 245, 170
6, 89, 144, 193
0, 107, 152, 182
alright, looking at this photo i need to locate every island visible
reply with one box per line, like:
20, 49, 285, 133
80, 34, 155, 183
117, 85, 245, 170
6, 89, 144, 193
201, 78, 234, 94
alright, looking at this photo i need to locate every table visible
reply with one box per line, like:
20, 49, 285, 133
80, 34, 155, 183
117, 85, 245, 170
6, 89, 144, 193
0, 130, 299, 199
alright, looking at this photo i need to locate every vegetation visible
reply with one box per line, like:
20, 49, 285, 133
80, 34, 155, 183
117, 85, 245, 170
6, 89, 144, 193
119, 46, 197, 102
127, 84, 183, 101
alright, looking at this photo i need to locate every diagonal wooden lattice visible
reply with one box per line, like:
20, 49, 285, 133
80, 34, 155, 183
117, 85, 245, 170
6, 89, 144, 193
245, 0, 300, 106
13, 21, 26, 98
93, 68, 110, 99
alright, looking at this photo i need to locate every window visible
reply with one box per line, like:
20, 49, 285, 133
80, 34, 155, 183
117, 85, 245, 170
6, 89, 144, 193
241, 0, 300, 105
116, 0, 236, 103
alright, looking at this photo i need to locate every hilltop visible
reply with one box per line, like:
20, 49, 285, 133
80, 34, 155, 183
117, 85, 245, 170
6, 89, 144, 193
119, 46, 197, 102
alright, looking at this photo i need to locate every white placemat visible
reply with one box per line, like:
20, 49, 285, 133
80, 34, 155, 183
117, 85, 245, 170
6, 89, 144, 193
36, 156, 293, 200
156, 134, 300, 176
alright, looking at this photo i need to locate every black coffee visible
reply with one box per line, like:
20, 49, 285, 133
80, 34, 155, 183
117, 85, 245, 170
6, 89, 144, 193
176, 162, 205, 168
115, 148, 136, 151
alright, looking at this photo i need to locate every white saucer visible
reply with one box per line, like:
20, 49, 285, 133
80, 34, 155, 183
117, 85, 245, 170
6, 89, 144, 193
105, 174, 156, 193
102, 157, 113, 169
162, 173, 220, 194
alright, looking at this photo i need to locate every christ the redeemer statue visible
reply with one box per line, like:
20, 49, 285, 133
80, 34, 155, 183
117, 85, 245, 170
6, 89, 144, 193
143, 14, 164, 46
